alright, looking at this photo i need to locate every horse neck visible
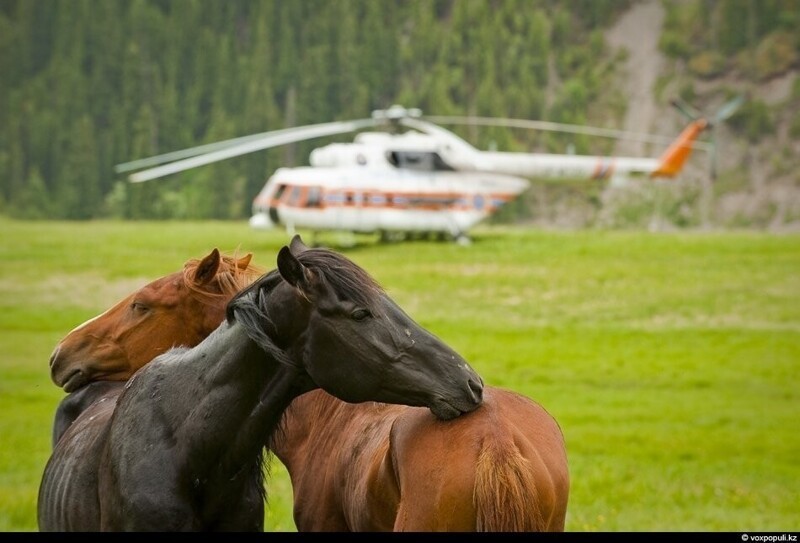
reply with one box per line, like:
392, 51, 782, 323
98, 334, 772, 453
188, 322, 309, 466
271, 390, 401, 470
113, 321, 308, 485
271, 390, 336, 458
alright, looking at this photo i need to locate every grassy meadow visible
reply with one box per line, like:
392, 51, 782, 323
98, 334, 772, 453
1, 217, 798, 532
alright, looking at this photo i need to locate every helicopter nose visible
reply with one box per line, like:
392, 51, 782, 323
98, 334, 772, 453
249, 211, 275, 230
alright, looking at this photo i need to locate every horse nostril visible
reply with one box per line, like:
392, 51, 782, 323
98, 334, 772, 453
468, 377, 484, 402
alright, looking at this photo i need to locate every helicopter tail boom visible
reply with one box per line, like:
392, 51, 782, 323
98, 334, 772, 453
650, 119, 709, 178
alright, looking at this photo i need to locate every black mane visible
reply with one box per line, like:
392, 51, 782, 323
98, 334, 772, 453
295, 247, 385, 311
225, 269, 293, 368
226, 246, 385, 325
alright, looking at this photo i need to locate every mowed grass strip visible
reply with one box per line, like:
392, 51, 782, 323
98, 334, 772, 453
1, 218, 798, 531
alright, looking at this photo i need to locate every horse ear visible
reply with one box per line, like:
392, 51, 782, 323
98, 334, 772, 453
277, 245, 317, 297
194, 248, 222, 286
236, 253, 253, 270
289, 234, 309, 255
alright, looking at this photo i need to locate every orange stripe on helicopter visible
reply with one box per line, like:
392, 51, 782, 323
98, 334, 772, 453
591, 161, 615, 180
266, 185, 516, 213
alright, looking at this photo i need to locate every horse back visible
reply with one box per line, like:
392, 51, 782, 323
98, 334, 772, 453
389, 386, 569, 532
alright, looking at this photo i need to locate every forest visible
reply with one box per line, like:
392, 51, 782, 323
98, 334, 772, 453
2, 0, 798, 226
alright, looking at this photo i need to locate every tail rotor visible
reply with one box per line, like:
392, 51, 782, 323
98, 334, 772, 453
670, 94, 745, 181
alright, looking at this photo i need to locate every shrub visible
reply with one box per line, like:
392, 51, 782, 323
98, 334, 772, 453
754, 31, 798, 80
688, 51, 727, 79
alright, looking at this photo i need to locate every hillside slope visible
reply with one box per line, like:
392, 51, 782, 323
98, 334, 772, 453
600, 0, 800, 231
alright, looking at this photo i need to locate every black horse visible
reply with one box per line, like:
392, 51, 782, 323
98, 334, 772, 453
38, 235, 484, 531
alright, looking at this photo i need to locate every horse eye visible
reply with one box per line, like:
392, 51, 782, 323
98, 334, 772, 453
351, 308, 371, 321
131, 301, 148, 313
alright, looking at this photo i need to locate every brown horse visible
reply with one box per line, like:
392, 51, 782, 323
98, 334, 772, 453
49, 249, 263, 445
47, 242, 568, 531
277, 388, 568, 531
39, 236, 484, 531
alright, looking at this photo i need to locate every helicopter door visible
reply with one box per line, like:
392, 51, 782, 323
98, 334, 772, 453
421, 171, 465, 239
339, 187, 367, 232
436, 173, 461, 238
268, 183, 288, 225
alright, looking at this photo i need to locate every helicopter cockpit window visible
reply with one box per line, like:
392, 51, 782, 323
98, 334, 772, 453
386, 151, 455, 172
432, 153, 456, 171
273, 184, 287, 202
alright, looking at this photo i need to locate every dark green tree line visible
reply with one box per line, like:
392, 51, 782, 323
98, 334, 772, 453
3, 0, 792, 221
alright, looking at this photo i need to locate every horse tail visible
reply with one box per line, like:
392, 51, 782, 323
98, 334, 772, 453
473, 439, 545, 531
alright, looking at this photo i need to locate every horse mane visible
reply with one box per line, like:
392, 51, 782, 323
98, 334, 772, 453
226, 269, 296, 369
226, 245, 385, 368
294, 247, 386, 312
182, 250, 265, 305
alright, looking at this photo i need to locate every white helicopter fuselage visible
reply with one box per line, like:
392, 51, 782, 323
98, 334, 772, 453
249, 130, 530, 240
250, 164, 529, 238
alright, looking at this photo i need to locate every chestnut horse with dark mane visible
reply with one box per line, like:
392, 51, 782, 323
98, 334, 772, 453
39, 236, 484, 531
46, 241, 568, 531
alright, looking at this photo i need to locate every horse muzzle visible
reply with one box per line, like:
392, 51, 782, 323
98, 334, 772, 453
429, 374, 484, 421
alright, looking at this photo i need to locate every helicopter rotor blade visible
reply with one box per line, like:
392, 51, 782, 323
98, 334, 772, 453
115, 132, 286, 174
670, 98, 703, 122
424, 115, 710, 151
400, 117, 478, 150
714, 94, 746, 123
123, 118, 380, 183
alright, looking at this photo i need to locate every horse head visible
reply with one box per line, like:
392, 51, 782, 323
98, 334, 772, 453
49, 249, 263, 392
229, 235, 484, 420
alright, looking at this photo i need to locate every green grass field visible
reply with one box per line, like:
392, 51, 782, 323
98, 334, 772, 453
1, 217, 798, 532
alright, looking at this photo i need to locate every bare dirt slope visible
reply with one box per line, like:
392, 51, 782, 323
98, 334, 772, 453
605, 0, 667, 157
603, 1, 799, 230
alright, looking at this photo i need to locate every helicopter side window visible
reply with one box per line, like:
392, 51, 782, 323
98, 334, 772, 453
306, 186, 323, 208
287, 186, 302, 206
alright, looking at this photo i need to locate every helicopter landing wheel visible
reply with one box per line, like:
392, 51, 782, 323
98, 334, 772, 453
454, 233, 471, 246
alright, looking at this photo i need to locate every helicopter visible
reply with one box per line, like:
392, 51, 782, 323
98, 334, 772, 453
116, 100, 741, 245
